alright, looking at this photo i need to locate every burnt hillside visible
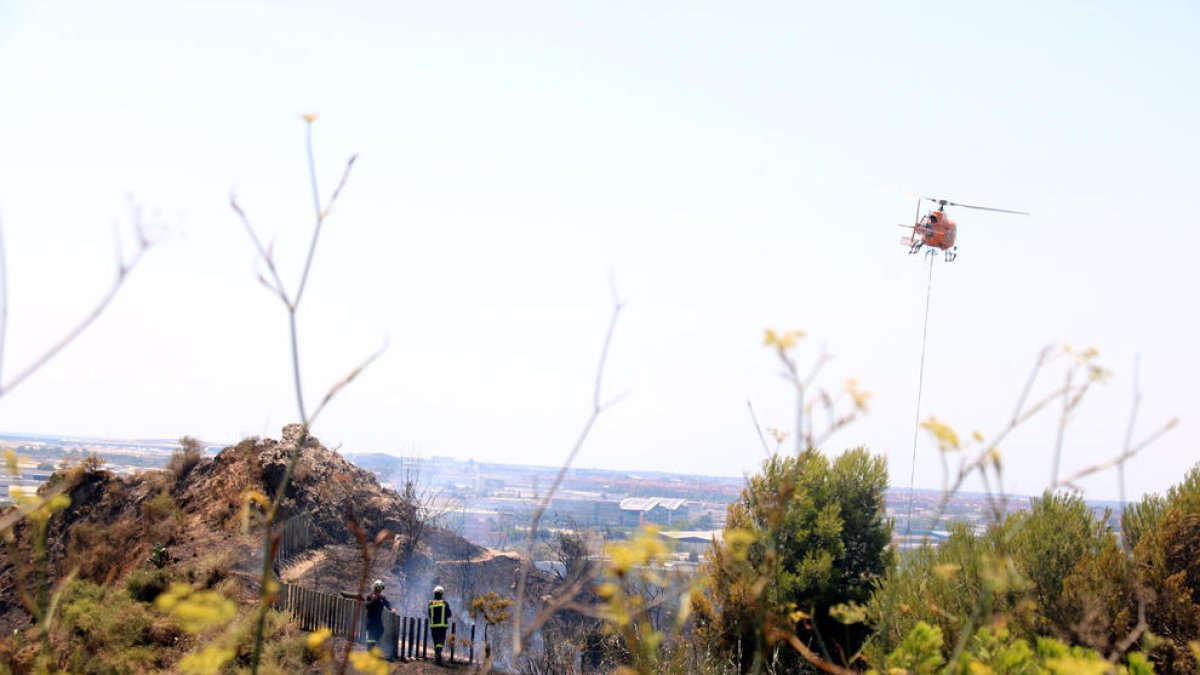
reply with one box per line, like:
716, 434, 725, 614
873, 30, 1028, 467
0, 424, 493, 634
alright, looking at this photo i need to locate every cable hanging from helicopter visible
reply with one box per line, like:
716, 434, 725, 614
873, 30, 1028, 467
892, 191, 1030, 538
899, 196, 1029, 262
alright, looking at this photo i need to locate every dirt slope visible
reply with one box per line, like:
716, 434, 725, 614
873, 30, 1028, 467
0, 425, 508, 634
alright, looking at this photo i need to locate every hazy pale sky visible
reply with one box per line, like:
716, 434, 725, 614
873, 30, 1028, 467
0, 0, 1196, 501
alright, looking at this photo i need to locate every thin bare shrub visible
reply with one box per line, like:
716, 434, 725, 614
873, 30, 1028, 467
0, 204, 159, 671
231, 115, 385, 674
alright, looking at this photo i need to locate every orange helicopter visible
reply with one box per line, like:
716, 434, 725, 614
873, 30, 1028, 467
900, 196, 1028, 261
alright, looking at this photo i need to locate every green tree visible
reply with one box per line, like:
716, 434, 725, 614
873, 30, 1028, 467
697, 447, 892, 672
1004, 490, 1110, 634
868, 491, 1115, 667
1128, 463, 1200, 674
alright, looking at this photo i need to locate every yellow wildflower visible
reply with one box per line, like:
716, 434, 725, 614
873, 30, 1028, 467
920, 416, 961, 452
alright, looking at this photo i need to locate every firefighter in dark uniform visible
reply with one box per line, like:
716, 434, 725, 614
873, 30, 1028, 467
364, 579, 395, 653
428, 585, 453, 665
341, 579, 396, 653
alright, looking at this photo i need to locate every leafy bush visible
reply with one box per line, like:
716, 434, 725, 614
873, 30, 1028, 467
1002, 491, 1111, 635
55, 580, 165, 673
1128, 464, 1200, 674
698, 447, 892, 672
143, 491, 182, 524
169, 436, 204, 483
227, 607, 312, 671
67, 517, 143, 582
186, 550, 234, 589
874, 621, 1156, 675
126, 568, 171, 602
868, 491, 1115, 667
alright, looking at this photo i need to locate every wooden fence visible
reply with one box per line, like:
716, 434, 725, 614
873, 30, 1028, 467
276, 516, 313, 569
273, 581, 474, 663
271, 517, 476, 663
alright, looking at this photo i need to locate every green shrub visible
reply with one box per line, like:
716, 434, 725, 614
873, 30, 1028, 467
227, 607, 310, 670
169, 436, 204, 483
1129, 464, 1200, 674
883, 621, 944, 674
56, 580, 164, 673
873, 621, 1153, 675
142, 491, 181, 524
125, 568, 171, 603
1003, 490, 1111, 633
865, 523, 1018, 666
186, 550, 234, 589
698, 447, 892, 671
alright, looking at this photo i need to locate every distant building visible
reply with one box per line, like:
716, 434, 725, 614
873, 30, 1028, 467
620, 497, 689, 527
543, 496, 623, 527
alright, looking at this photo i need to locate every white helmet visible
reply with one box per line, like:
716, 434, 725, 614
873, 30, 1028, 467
433, 585, 444, 596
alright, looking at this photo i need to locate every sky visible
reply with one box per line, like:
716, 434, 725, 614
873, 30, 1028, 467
0, 0, 1196, 502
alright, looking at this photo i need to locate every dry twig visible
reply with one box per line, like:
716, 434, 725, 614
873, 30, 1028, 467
510, 284, 626, 659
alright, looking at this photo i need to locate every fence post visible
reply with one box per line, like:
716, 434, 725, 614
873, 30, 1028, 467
298, 588, 307, 630
407, 617, 416, 659
330, 593, 337, 636
469, 623, 476, 664
388, 613, 399, 660
449, 622, 456, 663
402, 615, 410, 660
304, 588, 312, 630
306, 588, 315, 631
421, 618, 428, 659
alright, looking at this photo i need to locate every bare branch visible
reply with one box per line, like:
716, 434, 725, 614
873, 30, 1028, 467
0, 224, 152, 397
255, 273, 281, 296
231, 195, 291, 308
801, 349, 831, 391
1051, 368, 1073, 485
288, 313, 307, 424
1055, 418, 1177, 489
767, 621, 858, 675
240, 119, 367, 675
747, 401, 773, 458
512, 295, 625, 657
323, 155, 359, 219
517, 574, 598, 646
1118, 356, 1141, 506
306, 338, 389, 427
294, 124, 357, 308
1011, 345, 1053, 424
1112, 601, 1149, 657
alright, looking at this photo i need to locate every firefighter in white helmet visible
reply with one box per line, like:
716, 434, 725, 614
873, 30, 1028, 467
428, 584, 453, 665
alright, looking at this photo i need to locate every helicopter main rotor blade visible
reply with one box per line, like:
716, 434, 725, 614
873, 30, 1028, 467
934, 198, 1030, 215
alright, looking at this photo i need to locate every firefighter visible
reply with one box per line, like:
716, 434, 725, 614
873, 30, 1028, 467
428, 585, 453, 665
343, 579, 396, 653
364, 579, 395, 653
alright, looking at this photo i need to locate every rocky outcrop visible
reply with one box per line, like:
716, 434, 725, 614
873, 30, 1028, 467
1, 424, 508, 636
